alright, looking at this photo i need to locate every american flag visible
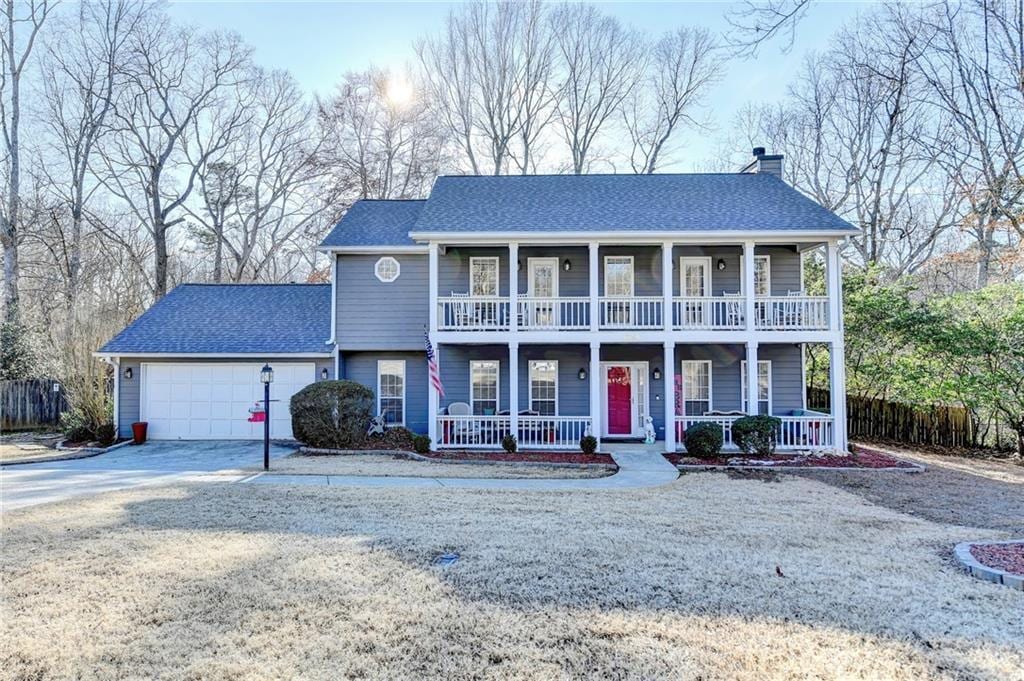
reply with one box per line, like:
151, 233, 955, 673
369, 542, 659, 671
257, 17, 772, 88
425, 331, 445, 398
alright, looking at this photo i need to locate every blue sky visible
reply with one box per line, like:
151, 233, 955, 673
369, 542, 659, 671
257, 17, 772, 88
168, 1, 869, 169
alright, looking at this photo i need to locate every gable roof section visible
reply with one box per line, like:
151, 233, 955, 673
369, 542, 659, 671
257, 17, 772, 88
320, 199, 425, 248
98, 284, 332, 355
413, 173, 856, 234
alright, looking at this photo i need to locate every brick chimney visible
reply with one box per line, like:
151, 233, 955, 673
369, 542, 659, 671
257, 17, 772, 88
740, 146, 784, 178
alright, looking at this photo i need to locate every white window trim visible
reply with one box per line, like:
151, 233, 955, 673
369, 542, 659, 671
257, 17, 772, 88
740, 254, 771, 297
527, 258, 560, 297
374, 256, 401, 283
528, 360, 559, 415
604, 255, 635, 297
377, 359, 406, 426
679, 257, 712, 297
470, 360, 500, 415
740, 359, 773, 414
469, 256, 500, 297
679, 359, 713, 416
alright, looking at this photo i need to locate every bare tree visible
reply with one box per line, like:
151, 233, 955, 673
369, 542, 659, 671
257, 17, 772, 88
417, 0, 554, 175
1, 0, 55, 324
623, 27, 722, 174
725, 0, 812, 55
550, 4, 645, 174
97, 13, 252, 297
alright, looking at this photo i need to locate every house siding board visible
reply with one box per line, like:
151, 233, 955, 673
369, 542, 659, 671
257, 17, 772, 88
756, 246, 802, 295
517, 246, 589, 296
341, 351, 428, 433
598, 246, 662, 297
336, 253, 428, 350
437, 345, 510, 414
517, 345, 591, 416
673, 343, 803, 415
439, 247, 511, 297
672, 245, 743, 296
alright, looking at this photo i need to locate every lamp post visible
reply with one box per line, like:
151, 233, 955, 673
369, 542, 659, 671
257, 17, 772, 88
260, 364, 274, 470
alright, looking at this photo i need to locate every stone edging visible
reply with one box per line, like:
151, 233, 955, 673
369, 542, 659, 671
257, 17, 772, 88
297, 446, 617, 472
673, 462, 923, 473
953, 540, 1024, 591
1, 439, 134, 467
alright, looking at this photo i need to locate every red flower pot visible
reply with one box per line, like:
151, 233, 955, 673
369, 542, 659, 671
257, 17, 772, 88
131, 421, 148, 445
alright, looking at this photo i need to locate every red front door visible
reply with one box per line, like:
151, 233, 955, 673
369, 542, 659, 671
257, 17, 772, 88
607, 366, 633, 435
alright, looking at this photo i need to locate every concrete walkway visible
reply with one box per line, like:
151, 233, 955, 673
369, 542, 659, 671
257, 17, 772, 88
243, 449, 680, 491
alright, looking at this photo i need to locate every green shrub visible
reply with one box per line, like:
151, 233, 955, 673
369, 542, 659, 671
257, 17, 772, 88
94, 423, 117, 446
579, 434, 598, 455
376, 426, 417, 450
501, 433, 517, 453
290, 380, 374, 448
732, 415, 782, 456
684, 422, 724, 457
412, 434, 431, 454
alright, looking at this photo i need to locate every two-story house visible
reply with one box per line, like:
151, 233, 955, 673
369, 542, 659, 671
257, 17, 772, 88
98, 149, 856, 453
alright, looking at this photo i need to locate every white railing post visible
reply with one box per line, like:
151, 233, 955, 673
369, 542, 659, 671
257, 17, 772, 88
509, 242, 518, 334
509, 341, 519, 447
662, 241, 673, 331
589, 341, 601, 449
589, 242, 599, 332
743, 240, 756, 331
663, 341, 676, 452
745, 340, 759, 415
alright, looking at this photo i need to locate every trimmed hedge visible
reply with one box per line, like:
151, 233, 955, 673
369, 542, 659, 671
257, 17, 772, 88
684, 422, 724, 457
579, 434, 598, 455
290, 380, 374, 448
732, 415, 783, 456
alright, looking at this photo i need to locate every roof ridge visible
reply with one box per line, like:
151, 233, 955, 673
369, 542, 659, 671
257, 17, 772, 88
178, 282, 329, 287
353, 198, 428, 203
434, 172, 767, 179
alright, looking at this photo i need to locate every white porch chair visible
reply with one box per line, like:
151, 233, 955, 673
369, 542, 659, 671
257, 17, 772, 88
446, 401, 478, 443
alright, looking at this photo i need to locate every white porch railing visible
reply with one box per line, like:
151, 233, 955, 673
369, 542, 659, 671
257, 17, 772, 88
518, 297, 590, 331
436, 415, 511, 448
437, 297, 510, 331
672, 297, 745, 330
674, 414, 834, 452
754, 296, 829, 330
598, 296, 663, 329
517, 416, 592, 449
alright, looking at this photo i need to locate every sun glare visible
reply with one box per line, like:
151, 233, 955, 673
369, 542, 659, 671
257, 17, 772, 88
385, 76, 415, 107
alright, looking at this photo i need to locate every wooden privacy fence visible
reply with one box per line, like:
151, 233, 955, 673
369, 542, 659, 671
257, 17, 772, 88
807, 388, 978, 448
1, 379, 68, 430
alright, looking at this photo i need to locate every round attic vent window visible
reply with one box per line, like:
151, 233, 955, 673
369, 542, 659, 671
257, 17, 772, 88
375, 256, 400, 282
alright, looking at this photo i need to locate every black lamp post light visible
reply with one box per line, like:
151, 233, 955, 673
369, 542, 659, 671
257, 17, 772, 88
260, 363, 273, 470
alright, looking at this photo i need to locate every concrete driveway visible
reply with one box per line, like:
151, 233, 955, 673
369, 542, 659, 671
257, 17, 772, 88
1, 441, 295, 511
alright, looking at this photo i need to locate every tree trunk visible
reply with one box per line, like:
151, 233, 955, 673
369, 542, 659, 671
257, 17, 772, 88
154, 223, 168, 298
2, 239, 18, 323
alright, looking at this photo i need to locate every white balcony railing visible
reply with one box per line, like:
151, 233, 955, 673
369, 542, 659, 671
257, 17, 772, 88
674, 414, 834, 452
518, 297, 589, 331
754, 296, 829, 330
437, 297, 510, 331
598, 296, 663, 329
435, 415, 590, 449
672, 297, 746, 330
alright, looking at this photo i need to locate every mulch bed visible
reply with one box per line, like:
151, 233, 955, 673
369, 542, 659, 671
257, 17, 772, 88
664, 449, 917, 469
970, 543, 1024, 576
420, 450, 615, 466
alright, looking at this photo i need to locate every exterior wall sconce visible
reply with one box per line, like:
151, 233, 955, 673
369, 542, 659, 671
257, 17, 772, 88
517, 260, 522, 271
578, 368, 587, 380
652, 367, 662, 380
717, 258, 727, 271
320, 368, 329, 380
563, 258, 572, 272
124, 367, 133, 380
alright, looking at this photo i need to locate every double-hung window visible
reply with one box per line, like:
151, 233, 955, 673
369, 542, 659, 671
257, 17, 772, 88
740, 360, 772, 415
470, 257, 499, 297
377, 360, 405, 425
529, 360, 558, 416
679, 360, 712, 416
471, 360, 499, 415
754, 255, 771, 296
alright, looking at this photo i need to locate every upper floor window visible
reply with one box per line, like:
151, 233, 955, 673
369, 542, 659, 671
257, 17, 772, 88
470, 257, 499, 296
754, 255, 771, 296
605, 256, 634, 297
529, 360, 558, 416
375, 257, 401, 282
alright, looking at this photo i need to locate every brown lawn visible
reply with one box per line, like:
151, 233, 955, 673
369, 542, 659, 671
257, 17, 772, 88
2, 470, 1022, 679
265, 452, 613, 478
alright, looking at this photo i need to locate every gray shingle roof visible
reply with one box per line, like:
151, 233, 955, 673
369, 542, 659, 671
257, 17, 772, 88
320, 199, 425, 247
98, 284, 332, 355
414, 174, 856, 233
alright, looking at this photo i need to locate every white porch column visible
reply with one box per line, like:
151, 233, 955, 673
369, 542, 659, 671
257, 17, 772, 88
589, 242, 599, 332
745, 340, 760, 415
829, 340, 849, 454
589, 341, 601, 447
663, 341, 676, 452
509, 242, 519, 333
428, 342, 440, 448
661, 240, 673, 330
743, 239, 756, 331
428, 242, 439, 334
508, 341, 519, 443
826, 239, 841, 332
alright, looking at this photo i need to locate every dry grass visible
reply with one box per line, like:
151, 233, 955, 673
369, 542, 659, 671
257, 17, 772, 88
0, 432, 66, 463
266, 453, 612, 479
2, 474, 1022, 680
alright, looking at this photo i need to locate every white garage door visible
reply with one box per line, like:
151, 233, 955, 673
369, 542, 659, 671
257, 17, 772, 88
141, 363, 316, 440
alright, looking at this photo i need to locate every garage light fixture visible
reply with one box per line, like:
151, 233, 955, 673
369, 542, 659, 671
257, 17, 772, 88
123, 367, 133, 380
321, 368, 329, 380
260, 364, 274, 384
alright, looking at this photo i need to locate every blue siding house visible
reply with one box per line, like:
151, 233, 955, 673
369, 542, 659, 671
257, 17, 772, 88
99, 150, 857, 453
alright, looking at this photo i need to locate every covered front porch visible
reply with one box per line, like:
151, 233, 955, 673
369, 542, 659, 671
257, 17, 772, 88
428, 342, 841, 453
